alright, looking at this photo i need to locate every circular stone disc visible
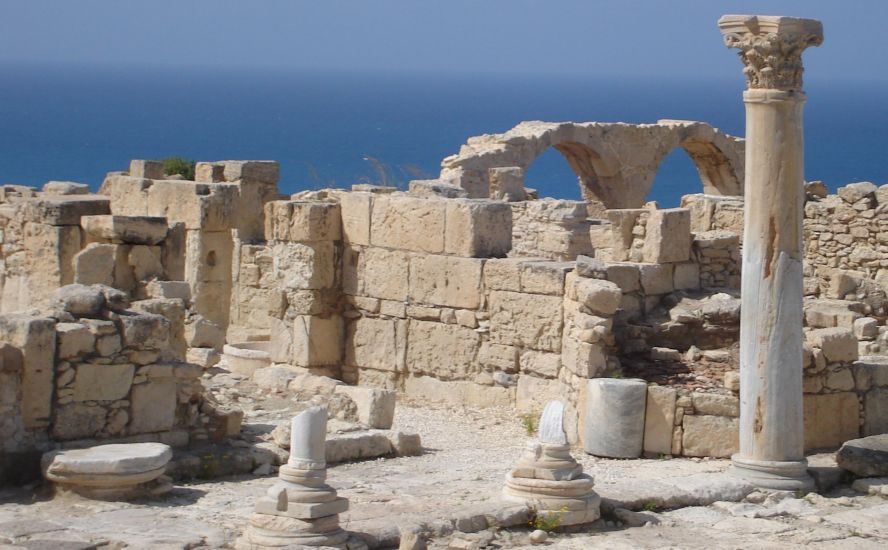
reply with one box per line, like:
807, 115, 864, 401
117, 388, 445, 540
42, 443, 172, 477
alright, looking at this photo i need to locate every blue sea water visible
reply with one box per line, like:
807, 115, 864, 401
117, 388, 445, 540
0, 63, 885, 206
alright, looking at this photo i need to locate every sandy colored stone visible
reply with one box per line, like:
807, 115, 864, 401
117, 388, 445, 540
443, 199, 512, 257
803, 392, 860, 451
406, 320, 480, 380
130, 379, 177, 434
643, 208, 691, 263
56, 323, 95, 359
81, 215, 168, 245
681, 415, 738, 458
292, 315, 342, 367
370, 195, 446, 253
73, 243, 116, 286
489, 291, 563, 352
408, 255, 483, 309
644, 386, 677, 455
338, 192, 372, 245
265, 201, 341, 242
73, 363, 134, 402
806, 328, 858, 363
345, 317, 406, 372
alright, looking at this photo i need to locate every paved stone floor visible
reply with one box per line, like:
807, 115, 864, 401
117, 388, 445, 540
0, 401, 886, 549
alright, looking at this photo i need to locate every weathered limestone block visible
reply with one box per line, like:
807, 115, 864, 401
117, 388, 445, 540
128, 245, 163, 281
81, 215, 168, 245
673, 262, 701, 290
692, 393, 740, 417
444, 199, 512, 257
838, 181, 877, 204
129, 159, 165, 179
803, 299, 864, 328
643, 386, 676, 455
0, 315, 56, 429
864, 388, 888, 436
73, 243, 116, 286
146, 181, 238, 231
53, 403, 107, 440
478, 342, 518, 372
573, 278, 621, 316
489, 291, 563, 352
404, 375, 513, 407
354, 247, 410, 300
584, 378, 647, 458
607, 209, 646, 261
520, 261, 572, 296
803, 392, 860, 450
185, 230, 234, 284
73, 363, 134, 401
24, 222, 81, 293
345, 317, 406, 372
520, 350, 561, 379
265, 201, 341, 242
56, 323, 95, 359
98, 174, 151, 216
333, 386, 396, 429
271, 240, 335, 290
682, 415, 739, 458
132, 298, 187, 360
406, 320, 481, 380
408, 255, 483, 309
293, 315, 343, 367
22, 195, 110, 226
836, 435, 888, 477
638, 263, 674, 295
162, 222, 186, 281
488, 167, 527, 201
42, 180, 89, 195
185, 315, 225, 350
119, 312, 170, 351
338, 192, 372, 245
483, 257, 525, 292
408, 179, 468, 199
560, 338, 606, 378
643, 208, 691, 263
806, 328, 858, 363
605, 263, 640, 293
370, 194, 446, 253
130, 378, 177, 434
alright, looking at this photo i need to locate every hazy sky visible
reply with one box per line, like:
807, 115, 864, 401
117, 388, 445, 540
1, 0, 886, 81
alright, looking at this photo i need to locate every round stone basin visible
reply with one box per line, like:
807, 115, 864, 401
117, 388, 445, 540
222, 342, 273, 376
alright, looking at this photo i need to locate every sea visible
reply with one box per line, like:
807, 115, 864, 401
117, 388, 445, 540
1, 63, 885, 207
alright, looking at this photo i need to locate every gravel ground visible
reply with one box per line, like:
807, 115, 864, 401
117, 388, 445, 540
0, 400, 886, 549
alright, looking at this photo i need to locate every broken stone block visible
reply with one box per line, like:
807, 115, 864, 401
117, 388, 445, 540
334, 385, 396, 429
836, 434, 888, 477
119, 312, 170, 350
488, 166, 527, 201
864, 388, 888, 436
0, 314, 56, 429
42, 181, 90, 195
444, 199, 512, 257
146, 180, 238, 231
643, 208, 691, 263
265, 200, 341, 242
408, 179, 468, 199
853, 317, 879, 340
605, 262, 640, 292
673, 262, 700, 290
692, 393, 739, 417
271, 240, 335, 290
638, 263, 674, 295
806, 327, 858, 363
407, 320, 481, 379
489, 291, 563, 352
184, 315, 225, 350
81, 215, 168, 245
129, 159, 165, 180
837, 181, 877, 204
573, 278, 621, 316
345, 317, 406, 372
146, 280, 191, 302
128, 245, 163, 281
186, 347, 220, 369
22, 195, 110, 226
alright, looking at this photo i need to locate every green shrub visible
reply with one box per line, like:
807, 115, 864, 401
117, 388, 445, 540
161, 157, 196, 180
520, 413, 538, 436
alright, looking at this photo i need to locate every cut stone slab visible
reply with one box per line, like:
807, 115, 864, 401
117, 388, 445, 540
836, 434, 888, 477
596, 472, 754, 511
81, 215, 168, 245
41, 443, 172, 500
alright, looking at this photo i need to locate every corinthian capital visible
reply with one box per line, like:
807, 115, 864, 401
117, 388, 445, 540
718, 15, 823, 91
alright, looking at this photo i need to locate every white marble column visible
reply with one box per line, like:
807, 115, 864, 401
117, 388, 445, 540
718, 15, 823, 491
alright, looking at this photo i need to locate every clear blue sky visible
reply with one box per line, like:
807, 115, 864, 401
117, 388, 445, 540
0, 0, 885, 81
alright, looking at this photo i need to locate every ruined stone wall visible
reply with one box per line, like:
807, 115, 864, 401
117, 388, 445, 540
509, 199, 593, 260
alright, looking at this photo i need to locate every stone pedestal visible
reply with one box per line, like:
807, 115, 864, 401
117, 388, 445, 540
41, 443, 172, 500
583, 378, 647, 458
237, 407, 365, 549
718, 14, 823, 491
503, 401, 600, 526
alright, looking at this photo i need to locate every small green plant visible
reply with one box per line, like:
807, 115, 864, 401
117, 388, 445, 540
529, 505, 566, 532
611, 370, 624, 379
641, 501, 659, 513
161, 157, 196, 180
520, 413, 538, 436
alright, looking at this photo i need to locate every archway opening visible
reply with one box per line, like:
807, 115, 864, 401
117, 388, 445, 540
522, 147, 584, 201
648, 147, 702, 207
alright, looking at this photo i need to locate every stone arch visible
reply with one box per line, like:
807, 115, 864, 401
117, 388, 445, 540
679, 137, 743, 197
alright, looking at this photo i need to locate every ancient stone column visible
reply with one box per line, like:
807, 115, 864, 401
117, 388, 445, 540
718, 15, 823, 491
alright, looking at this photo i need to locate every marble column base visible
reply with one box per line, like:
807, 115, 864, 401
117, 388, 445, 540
730, 455, 815, 492
503, 474, 601, 526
